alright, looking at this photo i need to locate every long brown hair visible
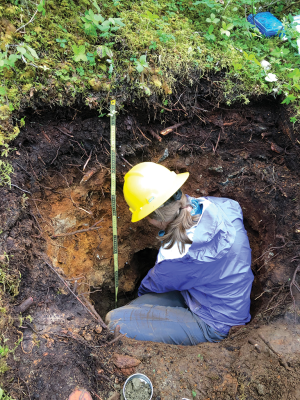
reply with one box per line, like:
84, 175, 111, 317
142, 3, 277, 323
149, 192, 199, 254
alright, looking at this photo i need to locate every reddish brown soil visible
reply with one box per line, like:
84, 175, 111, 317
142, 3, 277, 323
1, 98, 300, 400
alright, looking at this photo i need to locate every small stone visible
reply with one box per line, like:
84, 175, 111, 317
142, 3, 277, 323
84, 333, 93, 341
257, 383, 265, 396
208, 166, 223, 174
94, 325, 103, 334
107, 393, 120, 400
112, 354, 141, 369
185, 157, 192, 166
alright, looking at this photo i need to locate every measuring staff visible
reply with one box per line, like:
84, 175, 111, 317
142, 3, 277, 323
110, 100, 118, 308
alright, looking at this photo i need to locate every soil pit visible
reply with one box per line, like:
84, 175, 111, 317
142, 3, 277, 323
1, 99, 300, 400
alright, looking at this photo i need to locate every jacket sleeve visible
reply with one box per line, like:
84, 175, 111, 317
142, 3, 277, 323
138, 255, 205, 296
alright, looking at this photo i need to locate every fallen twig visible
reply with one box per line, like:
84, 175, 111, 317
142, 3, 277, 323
51, 225, 102, 239
120, 155, 133, 167
80, 168, 98, 185
253, 243, 288, 264
95, 333, 126, 348
258, 333, 290, 370
55, 126, 74, 138
262, 285, 284, 314
91, 391, 103, 400
10, 184, 32, 195
102, 137, 132, 166
212, 129, 221, 154
83, 148, 93, 171
19, 376, 32, 400
248, 338, 261, 353
15, 297, 34, 314
16, 9, 38, 32
290, 265, 300, 318
43, 260, 107, 329
149, 129, 162, 142
137, 127, 151, 142
160, 121, 187, 136
50, 146, 60, 165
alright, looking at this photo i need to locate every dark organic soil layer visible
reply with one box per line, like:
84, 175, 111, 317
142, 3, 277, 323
1, 96, 300, 400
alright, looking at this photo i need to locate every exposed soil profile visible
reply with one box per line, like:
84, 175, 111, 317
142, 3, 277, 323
1, 97, 300, 400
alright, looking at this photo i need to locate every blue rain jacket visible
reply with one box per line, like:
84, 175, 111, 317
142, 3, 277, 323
138, 197, 254, 334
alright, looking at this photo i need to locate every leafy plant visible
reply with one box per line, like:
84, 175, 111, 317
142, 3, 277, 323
282, 94, 296, 104
97, 45, 113, 59
220, 21, 234, 37
56, 38, 67, 48
37, 0, 46, 16
141, 10, 159, 22
72, 45, 87, 62
134, 55, 149, 73
0, 388, 16, 400
271, 46, 289, 58
81, 1, 124, 38
157, 31, 175, 43
149, 41, 157, 50
206, 13, 220, 24
204, 25, 216, 41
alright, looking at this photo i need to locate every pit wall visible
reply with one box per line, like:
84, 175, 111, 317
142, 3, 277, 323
8, 101, 300, 318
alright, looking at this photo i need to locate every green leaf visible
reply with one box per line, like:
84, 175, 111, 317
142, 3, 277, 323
282, 94, 296, 104
37, 0, 46, 15
136, 64, 144, 73
23, 52, 34, 62
92, 0, 101, 13
114, 18, 125, 27
234, 63, 242, 71
24, 45, 39, 59
72, 45, 87, 62
0, 87, 7, 96
97, 45, 107, 58
8, 54, 19, 65
288, 68, 300, 81
106, 48, 113, 58
17, 46, 26, 55
139, 55, 147, 64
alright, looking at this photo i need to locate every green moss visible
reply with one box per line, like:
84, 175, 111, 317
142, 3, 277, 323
0, 0, 300, 146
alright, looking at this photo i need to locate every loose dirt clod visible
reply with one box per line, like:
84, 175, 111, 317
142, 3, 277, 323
124, 378, 151, 400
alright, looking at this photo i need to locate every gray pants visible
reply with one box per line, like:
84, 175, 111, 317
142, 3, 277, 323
105, 291, 227, 345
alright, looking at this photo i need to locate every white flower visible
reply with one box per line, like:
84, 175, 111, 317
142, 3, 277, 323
265, 73, 278, 82
261, 60, 271, 71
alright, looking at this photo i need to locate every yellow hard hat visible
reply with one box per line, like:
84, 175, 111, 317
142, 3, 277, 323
123, 162, 189, 222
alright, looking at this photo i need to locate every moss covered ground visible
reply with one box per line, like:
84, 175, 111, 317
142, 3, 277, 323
1, 0, 300, 152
